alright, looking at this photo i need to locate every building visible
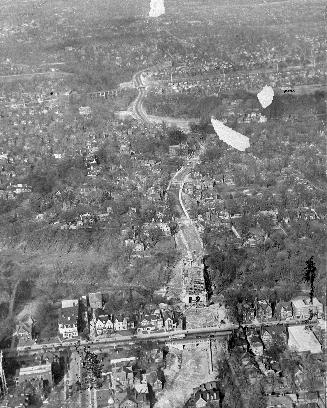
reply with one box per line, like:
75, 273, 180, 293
288, 325, 322, 354
133, 379, 150, 407
242, 303, 256, 323
14, 315, 35, 346
90, 310, 114, 337
275, 301, 293, 320
16, 364, 53, 390
58, 299, 79, 339
256, 300, 273, 321
291, 297, 324, 320
261, 326, 287, 348
137, 314, 164, 334
114, 316, 129, 331
119, 395, 138, 408
161, 311, 176, 331
248, 336, 264, 356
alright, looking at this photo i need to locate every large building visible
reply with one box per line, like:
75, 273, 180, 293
288, 325, 322, 354
16, 364, 53, 389
291, 297, 324, 320
58, 299, 79, 339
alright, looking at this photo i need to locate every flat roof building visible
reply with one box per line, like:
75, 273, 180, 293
288, 325, 322, 354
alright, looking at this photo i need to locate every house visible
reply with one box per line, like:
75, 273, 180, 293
114, 316, 128, 331
123, 366, 134, 386
58, 299, 79, 339
119, 395, 138, 408
194, 395, 207, 408
275, 301, 293, 320
134, 379, 149, 407
112, 368, 128, 387
137, 314, 164, 334
231, 337, 248, 353
243, 363, 261, 385
161, 311, 176, 331
14, 315, 35, 346
261, 326, 287, 348
297, 391, 319, 404
291, 297, 324, 320
152, 378, 163, 392
242, 303, 256, 323
248, 336, 264, 356
256, 300, 273, 321
92, 388, 115, 408
90, 310, 114, 337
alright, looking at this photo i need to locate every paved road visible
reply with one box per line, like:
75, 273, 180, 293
5, 315, 318, 358
131, 70, 199, 131
0, 71, 73, 83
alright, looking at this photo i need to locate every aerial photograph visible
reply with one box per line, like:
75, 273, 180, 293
0, 0, 326, 407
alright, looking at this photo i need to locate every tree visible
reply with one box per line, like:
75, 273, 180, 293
0, 255, 38, 318
248, 383, 267, 408
168, 128, 187, 146
265, 336, 287, 361
169, 221, 179, 247
147, 227, 164, 248
303, 256, 317, 303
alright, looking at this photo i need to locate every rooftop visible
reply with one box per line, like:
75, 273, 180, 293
291, 297, 323, 309
18, 363, 52, 376
288, 325, 321, 354
61, 299, 78, 308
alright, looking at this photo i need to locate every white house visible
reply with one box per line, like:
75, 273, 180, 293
114, 316, 128, 331
94, 313, 114, 336
58, 299, 79, 339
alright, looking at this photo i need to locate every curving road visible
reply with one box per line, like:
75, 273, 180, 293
130, 69, 199, 131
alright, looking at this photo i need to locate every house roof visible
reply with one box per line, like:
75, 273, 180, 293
97, 314, 113, 324
291, 296, 323, 309
275, 301, 292, 311
249, 336, 262, 345
143, 371, 157, 385
262, 325, 286, 337
267, 394, 293, 408
149, 314, 160, 320
257, 301, 271, 310
61, 299, 78, 308
134, 382, 148, 394
162, 311, 174, 320
288, 325, 322, 353
115, 315, 127, 322
119, 395, 138, 406
58, 304, 78, 326
94, 388, 113, 408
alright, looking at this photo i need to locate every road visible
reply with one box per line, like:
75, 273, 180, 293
168, 161, 204, 258
0, 71, 73, 83
4, 317, 318, 358
130, 70, 199, 131
131, 67, 204, 263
